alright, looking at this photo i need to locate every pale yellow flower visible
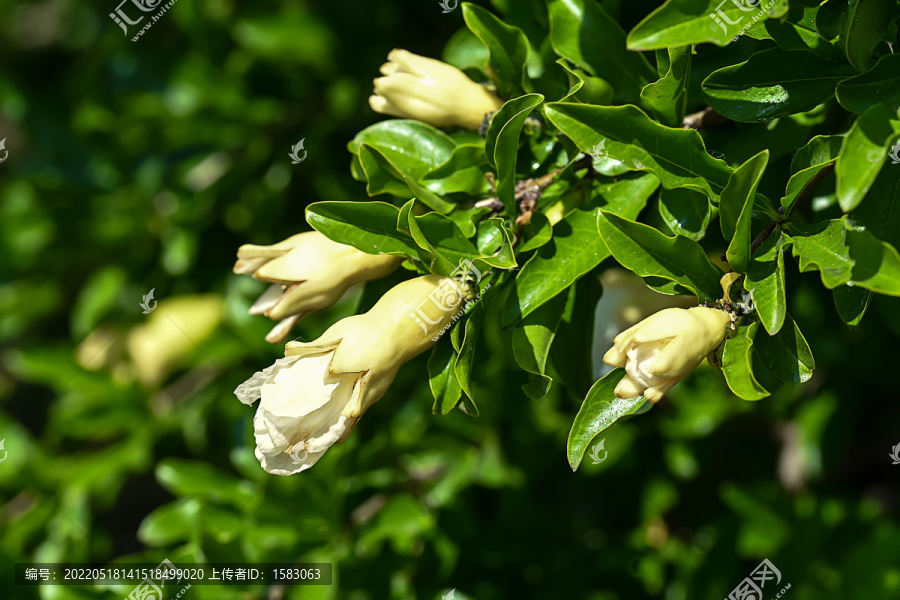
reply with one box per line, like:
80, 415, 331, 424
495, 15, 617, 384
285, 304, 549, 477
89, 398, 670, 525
369, 49, 504, 130
603, 306, 730, 402
235, 275, 466, 475
234, 231, 403, 344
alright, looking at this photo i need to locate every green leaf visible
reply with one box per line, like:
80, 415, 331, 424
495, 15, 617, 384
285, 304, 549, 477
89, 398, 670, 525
781, 135, 841, 212
726, 151, 770, 275
428, 341, 463, 414
701, 48, 858, 123
817, 0, 849, 40
640, 45, 692, 127
548, 0, 655, 101
597, 211, 724, 301
843, 0, 896, 71
658, 187, 711, 241
744, 11, 842, 57
306, 200, 419, 257
788, 217, 900, 295
462, 3, 530, 99
567, 369, 650, 471
503, 174, 658, 325
835, 104, 900, 212
155, 459, 254, 508
138, 499, 200, 546
357, 144, 456, 213
512, 293, 567, 399
485, 94, 544, 218
550, 272, 602, 398
348, 120, 457, 178
836, 53, 900, 113
745, 232, 788, 335
517, 211, 553, 252
422, 143, 492, 196
544, 102, 733, 201
832, 285, 873, 328
556, 60, 615, 105
455, 293, 489, 410
754, 312, 815, 383
721, 321, 770, 400
405, 200, 471, 276
627, 0, 789, 50
720, 150, 769, 243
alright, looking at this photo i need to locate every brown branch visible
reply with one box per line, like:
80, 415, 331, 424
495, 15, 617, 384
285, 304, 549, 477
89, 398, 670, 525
683, 107, 730, 130
748, 161, 836, 256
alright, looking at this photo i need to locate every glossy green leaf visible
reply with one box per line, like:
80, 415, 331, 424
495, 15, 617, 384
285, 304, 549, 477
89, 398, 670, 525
789, 217, 900, 295
550, 273, 602, 398
348, 120, 456, 178
843, 0, 896, 71
744, 12, 842, 57
512, 293, 567, 399
816, 0, 849, 40
832, 285, 873, 328
701, 48, 858, 123
462, 3, 530, 99
518, 212, 553, 252
658, 187, 711, 241
405, 200, 470, 276
544, 102, 733, 201
422, 144, 492, 196
138, 499, 199, 546
754, 312, 815, 383
726, 151, 770, 275
485, 94, 544, 219
781, 135, 841, 211
556, 60, 615, 105
721, 321, 770, 401
640, 45, 691, 127
836, 54, 900, 113
455, 293, 489, 411
720, 150, 769, 242
357, 144, 456, 213
598, 211, 724, 301
567, 368, 650, 471
548, 0, 655, 101
745, 232, 788, 335
428, 340, 463, 414
502, 174, 658, 325
627, 0, 789, 50
835, 104, 900, 212
307, 201, 419, 257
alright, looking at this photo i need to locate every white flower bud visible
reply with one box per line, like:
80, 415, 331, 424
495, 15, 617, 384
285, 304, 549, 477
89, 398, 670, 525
603, 306, 730, 402
235, 275, 465, 475
369, 49, 504, 130
234, 231, 403, 344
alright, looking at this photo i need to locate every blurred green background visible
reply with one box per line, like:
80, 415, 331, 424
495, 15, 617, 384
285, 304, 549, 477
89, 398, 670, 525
2, 0, 900, 598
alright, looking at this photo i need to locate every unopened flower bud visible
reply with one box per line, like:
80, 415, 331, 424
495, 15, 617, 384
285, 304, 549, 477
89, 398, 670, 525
234, 232, 403, 344
234, 275, 466, 475
603, 306, 730, 402
369, 49, 504, 130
